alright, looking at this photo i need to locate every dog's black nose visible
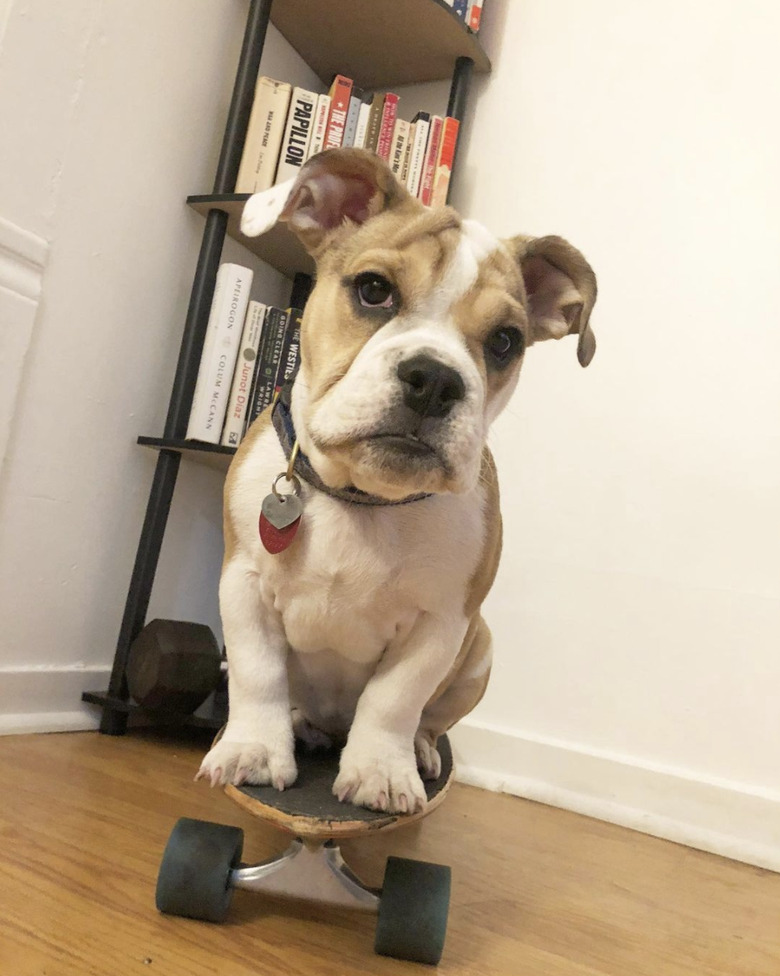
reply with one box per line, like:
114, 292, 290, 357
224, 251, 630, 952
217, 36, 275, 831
397, 355, 466, 419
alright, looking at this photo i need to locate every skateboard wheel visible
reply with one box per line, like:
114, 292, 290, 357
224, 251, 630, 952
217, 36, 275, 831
375, 856, 451, 964
155, 817, 243, 923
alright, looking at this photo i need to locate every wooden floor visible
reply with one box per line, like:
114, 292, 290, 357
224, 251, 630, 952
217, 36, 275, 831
0, 731, 778, 976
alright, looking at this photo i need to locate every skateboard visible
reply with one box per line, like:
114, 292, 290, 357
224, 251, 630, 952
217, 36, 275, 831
155, 735, 454, 965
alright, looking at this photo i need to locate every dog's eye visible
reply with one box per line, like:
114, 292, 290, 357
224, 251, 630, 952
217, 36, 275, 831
485, 327, 524, 368
355, 272, 395, 309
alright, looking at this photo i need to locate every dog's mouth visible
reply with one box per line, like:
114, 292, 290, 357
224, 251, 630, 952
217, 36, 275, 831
367, 432, 437, 459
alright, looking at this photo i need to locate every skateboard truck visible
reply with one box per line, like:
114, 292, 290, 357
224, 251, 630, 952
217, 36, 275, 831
156, 736, 454, 965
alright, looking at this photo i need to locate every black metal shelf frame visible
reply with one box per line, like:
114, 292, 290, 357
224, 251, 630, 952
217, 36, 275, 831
85, 0, 483, 734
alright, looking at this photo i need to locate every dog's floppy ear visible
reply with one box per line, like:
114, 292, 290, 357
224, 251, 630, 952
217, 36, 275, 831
509, 235, 597, 367
240, 148, 411, 255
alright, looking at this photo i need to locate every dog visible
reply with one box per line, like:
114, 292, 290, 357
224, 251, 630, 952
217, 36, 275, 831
197, 148, 597, 814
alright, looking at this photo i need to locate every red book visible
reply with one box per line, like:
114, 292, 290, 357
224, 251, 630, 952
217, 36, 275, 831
324, 75, 353, 150
468, 1, 483, 32
430, 117, 460, 208
418, 115, 443, 206
375, 93, 399, 162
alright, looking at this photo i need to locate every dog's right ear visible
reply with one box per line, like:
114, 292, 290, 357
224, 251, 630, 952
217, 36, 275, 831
240, 148, 412, 255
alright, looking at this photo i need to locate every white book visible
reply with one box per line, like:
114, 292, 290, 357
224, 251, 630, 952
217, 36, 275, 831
405, 113, 430, 198
389, 118, 411, 177
235, 77, 292, 193
307, 93, 331, 158
186, 263, 253, 443
274, 87, 317, 183
220, 300, 267, 447
353, 99, 372, 149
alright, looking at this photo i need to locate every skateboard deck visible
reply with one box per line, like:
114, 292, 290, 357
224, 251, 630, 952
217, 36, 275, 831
225, 734, 453, 840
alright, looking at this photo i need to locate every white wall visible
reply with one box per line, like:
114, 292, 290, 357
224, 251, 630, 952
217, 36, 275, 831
446, 0, 780, 870
0, 1, 320, 731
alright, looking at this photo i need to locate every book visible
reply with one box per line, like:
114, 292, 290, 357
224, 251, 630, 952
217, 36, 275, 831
274, 308, 302, 395
235, 77, 292, 193
342, 88, 364, 148
405, 112, 430, 198
419, 115, 443, 206
364, 92, 385, 152
400, 122, 414, 185
274, 87, 317, 182
353, 92, 373, 149
308, 93, 331, 158
186, 263, 253, 443
245, 307, 290, 428
430, 117, 460, 208
220, 300, 266, 447
389, 118, 411, 178
453, 0, 468, 20
323, 74, 353, 150
375, 93, 399, 162
468, 0, 484, 31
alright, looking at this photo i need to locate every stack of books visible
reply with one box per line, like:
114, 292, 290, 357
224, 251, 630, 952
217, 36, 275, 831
185, 262, 302, 447
446, 0, 484, 31
236, 74, 461, 210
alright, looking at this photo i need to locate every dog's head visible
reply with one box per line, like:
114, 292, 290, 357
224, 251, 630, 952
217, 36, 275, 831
242, 149, 597, 500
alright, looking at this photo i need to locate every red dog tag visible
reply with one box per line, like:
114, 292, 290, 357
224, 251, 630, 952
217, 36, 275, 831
259, 512, 301, 553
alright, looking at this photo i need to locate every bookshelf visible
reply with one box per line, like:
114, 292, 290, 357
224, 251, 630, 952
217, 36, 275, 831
84, 0, 491, 734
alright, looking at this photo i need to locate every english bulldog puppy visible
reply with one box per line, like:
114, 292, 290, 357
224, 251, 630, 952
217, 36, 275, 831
197, 149, 596, 814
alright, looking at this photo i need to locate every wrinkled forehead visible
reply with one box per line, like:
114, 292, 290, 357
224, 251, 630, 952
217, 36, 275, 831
325, 209, 522, 310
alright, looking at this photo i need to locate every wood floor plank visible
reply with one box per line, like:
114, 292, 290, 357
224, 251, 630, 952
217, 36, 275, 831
0, 730, 777, 976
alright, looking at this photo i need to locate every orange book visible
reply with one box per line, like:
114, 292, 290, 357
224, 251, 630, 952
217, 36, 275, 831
418, 115, 443, 206
323, 75, 353, 150
376, 93, 399, 162
430, 117, 460, 208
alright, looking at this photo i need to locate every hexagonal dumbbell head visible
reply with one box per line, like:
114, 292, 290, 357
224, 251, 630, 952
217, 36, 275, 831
127, 619, 222, 714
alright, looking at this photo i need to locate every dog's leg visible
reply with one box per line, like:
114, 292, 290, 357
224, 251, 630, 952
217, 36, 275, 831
415, 614, 493, 779
333, 612, 467, 814
197, 558, 296, 790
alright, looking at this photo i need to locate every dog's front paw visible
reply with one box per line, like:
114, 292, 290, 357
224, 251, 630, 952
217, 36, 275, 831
414, 731, 442, 781
196, 736, 297, 791
333, 745, 427, 815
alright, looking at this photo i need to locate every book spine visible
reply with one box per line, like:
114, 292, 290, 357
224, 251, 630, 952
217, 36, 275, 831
274, 309, 302, 394
353, 95, 372, 149
308, 93, 331, 158
389, 118, 411, 177
274, 88, 317, 183
405, 113, 430, 198
364, 93, 384, 153
324, 75, 353, 150
220, 301, 266, 447
375, 93, 399, 161
453, 0, 468, 20
242, 306, 271, 436
186, 263, 253, 443
342, 88, 363, 148
429, 117, 460, 208
468, 0, 483, 31
401, 121, 415, 185
419, 115, 443, 205
247, 307, 289, 425
235, 77, 292, 193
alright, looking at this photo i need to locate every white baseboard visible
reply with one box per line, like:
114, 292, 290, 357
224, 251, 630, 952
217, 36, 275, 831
449, 718, 780, 873
0, 665, 110, 735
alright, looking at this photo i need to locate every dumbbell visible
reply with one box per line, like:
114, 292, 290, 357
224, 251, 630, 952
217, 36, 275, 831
127, 619, 223, 714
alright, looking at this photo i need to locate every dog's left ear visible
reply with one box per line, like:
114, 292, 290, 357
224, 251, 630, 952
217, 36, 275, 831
240, 148, 411, 255
509, 235, 598, 367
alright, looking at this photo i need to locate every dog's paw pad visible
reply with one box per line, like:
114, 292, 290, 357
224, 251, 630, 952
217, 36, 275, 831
414, 733, 442, 781
197, 738, 297, 790
292, 711, 333, 752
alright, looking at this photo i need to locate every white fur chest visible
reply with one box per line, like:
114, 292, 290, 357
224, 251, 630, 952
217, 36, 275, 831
229, 424, 486, 666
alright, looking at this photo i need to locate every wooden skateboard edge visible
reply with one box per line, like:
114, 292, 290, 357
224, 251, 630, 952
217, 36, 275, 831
225, 768, 453, 841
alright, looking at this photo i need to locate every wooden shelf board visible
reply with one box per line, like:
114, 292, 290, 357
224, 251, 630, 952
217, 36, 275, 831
82, 691, 226, 730
270, 0, 490, 89
138, 435, 235, 472
187, 194, 313, 280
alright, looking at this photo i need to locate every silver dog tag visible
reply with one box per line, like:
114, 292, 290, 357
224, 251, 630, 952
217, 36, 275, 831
261, 492, 303, 530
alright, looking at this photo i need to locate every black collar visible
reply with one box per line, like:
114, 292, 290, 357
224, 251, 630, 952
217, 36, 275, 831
271, 389, 432, 507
